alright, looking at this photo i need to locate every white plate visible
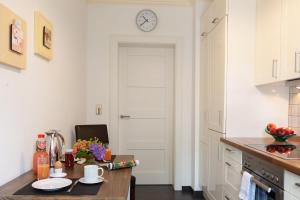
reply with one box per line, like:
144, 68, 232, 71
50, 172, 67, 178
32, 178, 72, 191
79, 177, 103, 184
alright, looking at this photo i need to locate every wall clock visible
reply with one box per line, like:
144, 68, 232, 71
136, 9, 158, 32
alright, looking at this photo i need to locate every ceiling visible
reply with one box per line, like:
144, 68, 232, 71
87, 0, 195, 6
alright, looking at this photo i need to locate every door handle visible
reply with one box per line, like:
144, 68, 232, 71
120, 115, 131, 119
211, 17, 219, 24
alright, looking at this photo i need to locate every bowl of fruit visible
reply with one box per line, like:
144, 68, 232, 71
265, 123, 296, 142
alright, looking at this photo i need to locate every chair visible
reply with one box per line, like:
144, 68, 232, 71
75, 124, 109, 143
75, 124, 136, 200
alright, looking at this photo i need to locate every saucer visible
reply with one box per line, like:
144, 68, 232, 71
50, 172, 67, 178
78, 177, 104, 184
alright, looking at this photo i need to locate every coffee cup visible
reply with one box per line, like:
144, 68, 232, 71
84, 165, 104, 182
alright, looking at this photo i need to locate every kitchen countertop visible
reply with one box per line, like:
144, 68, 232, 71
0, 155, 133, 200
221, 137, 300, 176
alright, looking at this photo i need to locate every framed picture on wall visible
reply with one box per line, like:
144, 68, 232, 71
10, 19, 24, 54
43, 26, 52, 49
0, 3, 27, 69
34, 12, 53, 60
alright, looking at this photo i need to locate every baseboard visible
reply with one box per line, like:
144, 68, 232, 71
182, 186, 204, 198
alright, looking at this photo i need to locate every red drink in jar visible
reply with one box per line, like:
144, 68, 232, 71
65, 149, 74, 169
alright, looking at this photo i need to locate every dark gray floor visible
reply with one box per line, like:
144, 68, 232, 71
136, 185, 204, 200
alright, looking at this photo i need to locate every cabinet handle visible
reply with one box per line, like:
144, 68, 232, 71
294, 52, 300, 73
201, 32, 208, 37
225, 148, 236, 153
211, 17, 219, 24
224, 196, 230, 200
218, 110, 222, 128
120, 115, 131, 119
225, 162, 231, 167
272, 59, 278, 79
295, 183, 300, 187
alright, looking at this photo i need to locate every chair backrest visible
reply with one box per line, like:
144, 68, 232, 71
75, 124, 109, 144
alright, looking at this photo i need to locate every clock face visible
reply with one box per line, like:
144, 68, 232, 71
136, 10, 158, 32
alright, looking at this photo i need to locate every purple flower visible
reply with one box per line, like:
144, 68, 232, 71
89, 144, 106, 160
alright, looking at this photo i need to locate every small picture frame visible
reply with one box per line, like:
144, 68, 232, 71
10, 19, 24, 54
34, 12, 53, 60
43, 26, 52, 49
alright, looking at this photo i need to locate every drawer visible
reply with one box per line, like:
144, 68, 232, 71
285, 170, 300, 197
223, 144, 242, 164
284, 191, 300, 200
224, 156, 242, 194
223, 188, 239, 200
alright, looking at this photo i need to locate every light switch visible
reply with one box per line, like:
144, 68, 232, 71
96, 104, 102, 115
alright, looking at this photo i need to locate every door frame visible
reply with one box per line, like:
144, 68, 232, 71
109, 35, 184, 190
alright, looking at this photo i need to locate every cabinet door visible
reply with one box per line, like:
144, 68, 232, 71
208, 130, 224, 200
224, 157, 242, 196
207, 17, 226, 133
284, 192, 300, 200
282, 0, 300, 80
199, 141, 209, 189
255, 0, 282, 85
200, 36, 209, 142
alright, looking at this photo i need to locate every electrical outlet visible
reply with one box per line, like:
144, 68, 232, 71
96, 104, 102, 115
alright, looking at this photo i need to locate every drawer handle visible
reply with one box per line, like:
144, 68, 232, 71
225, 148, 236, 153
224, 195, 230, 200
225, 162, 231, 167
295, 183, 300, 187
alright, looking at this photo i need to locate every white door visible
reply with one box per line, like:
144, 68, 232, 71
118, 46, 174, 184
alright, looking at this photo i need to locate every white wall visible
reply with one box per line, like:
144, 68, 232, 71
0, 0, 87, 186
85, 3, 194, 189
226, 0, 289, 137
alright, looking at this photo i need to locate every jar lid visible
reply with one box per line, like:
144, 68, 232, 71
38, 133, 45, 138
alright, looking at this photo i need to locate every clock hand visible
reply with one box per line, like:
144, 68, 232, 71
143, 16, 148, 21
140, 20, 147, 26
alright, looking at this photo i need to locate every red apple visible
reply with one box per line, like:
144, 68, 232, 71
267, 123, 277, 131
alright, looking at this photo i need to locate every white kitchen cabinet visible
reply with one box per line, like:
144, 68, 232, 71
284, 191, 300, 200
200, 36, 209, 142
281, 0, 300, 80
207, 17, 227, 133
222, 143, 242, 200
284, 170, 300, 199
223, 154, 242, 198
206, 130, 224, 200
255, 0, 282, 85
255, 0, 300, 82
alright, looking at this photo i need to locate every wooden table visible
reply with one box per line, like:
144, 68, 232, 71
0, 155, 133, 200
